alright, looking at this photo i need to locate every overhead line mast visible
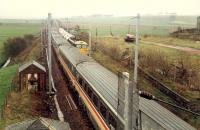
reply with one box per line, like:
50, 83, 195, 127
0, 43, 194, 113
134, 14, 140, 84
48, 13, 52, 93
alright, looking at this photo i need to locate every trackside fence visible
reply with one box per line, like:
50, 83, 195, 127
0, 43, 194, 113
0, 78, 16, 120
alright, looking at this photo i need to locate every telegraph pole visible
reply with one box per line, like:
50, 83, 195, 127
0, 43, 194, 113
134, 14, 140, 84
48, 13, 52, 93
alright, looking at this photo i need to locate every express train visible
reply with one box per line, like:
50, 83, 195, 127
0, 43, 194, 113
59, 28, 89, 55
51, 28, 196, 130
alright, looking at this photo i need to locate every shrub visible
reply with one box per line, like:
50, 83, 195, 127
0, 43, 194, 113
3, 34, 34, 57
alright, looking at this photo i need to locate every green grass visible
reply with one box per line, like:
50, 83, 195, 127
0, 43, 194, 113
68, 15, 196, 36
79, 24, 177, 36
0, 90, 33, 130
142, 36, 200, 49
69, 15, 196, 26
0, 64, 18, 106
0, 23, 42, 65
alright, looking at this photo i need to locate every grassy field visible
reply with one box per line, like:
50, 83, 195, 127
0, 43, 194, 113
0, 64, 18, 106
76, 24, 176, 36
66, 15, 196, 36
0, 23, 42, 65
68, 15, 196, 26
142, 36, 200, 49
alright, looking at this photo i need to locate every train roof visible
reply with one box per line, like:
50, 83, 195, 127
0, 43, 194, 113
59, 45, 94, 66
53, 31, 196, 130
77, 62, 119, 109
76, 62, 196, 130
74, 41, 88, 45
52, 31, 69, 45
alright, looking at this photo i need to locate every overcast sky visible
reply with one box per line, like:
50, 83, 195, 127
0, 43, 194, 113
1, 0, 200, 19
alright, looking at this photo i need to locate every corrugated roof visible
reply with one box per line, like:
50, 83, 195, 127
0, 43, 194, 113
52, 31, 69, 45
5, 117, 71, 130
77, 62, 119, 110
76, 61, 196, 130
19, 60, 46, 73
140, 98, 196, 130
59, 45, 94, 66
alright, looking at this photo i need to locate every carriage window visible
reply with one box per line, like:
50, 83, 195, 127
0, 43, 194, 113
108, 113, 117, 129
83, 83, 87, 92
76, 44, 81, 48
82, 45, 87, 48
100, 102, 107, 119
78, 78, 83, 86
93, 94, 98, 107
87, 87, 93, 99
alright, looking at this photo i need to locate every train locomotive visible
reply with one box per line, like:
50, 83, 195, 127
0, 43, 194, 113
59, 28, 89, 55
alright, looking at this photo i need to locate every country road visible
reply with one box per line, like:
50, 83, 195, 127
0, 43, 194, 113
142, 41, 200, 55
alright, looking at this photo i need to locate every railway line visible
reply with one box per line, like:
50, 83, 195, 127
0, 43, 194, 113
51, 48, 95, 130
138, 66, 191, 108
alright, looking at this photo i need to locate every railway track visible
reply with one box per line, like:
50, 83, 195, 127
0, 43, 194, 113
65, 95, 78, 110
138, 66, 191, 108
51, 49, 95, 130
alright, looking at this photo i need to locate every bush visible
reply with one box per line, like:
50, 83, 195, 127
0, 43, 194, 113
24, 34, 34, 42
95, 37, 200, 91
3, 34, 34, 57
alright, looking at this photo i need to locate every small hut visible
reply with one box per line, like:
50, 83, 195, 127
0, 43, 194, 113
19, 61, 46, 91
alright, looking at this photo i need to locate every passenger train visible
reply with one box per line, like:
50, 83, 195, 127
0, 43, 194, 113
51, 27, 196, 130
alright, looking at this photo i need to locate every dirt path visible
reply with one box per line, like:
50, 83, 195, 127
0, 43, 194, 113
142, 41, 200, 55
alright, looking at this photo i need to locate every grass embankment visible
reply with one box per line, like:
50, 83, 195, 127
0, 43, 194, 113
14, 38, 42, 63
143, 36, 200, 49
140, 43, 200, 100
0, 23, 42, 65
0, 90, 34, 130
0, 65, 18, 106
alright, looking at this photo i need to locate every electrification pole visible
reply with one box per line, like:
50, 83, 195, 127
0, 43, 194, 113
134, 14, 140, 84
67, 18, 69, 32
89, 25, 92, 57
48, 13, 52, 93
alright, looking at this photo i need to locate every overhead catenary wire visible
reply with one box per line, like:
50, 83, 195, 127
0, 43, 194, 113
139, 91, 200, 116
